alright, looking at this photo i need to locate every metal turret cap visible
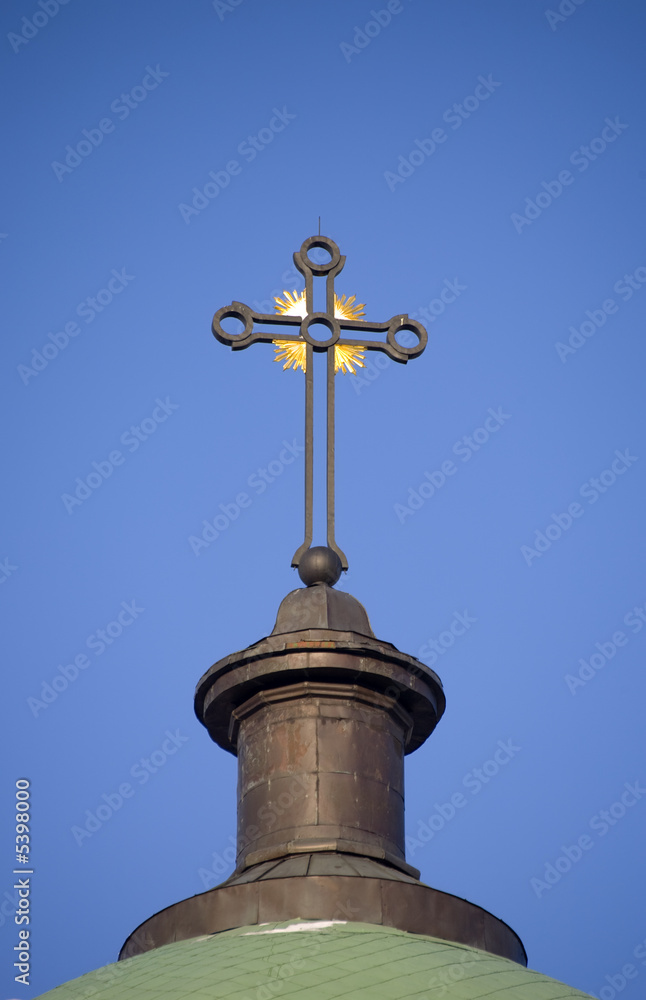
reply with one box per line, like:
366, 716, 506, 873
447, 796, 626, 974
272, 583, 374, 636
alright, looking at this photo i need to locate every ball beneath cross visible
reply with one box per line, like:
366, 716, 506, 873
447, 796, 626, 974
298, 546, 343, 587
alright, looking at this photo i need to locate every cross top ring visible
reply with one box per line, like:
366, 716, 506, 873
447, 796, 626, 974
212, 235, 428, 579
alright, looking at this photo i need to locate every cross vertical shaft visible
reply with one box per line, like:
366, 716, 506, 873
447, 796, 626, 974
211, 235, 428, 578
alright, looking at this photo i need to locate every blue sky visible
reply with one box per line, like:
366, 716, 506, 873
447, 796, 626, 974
2, 0, 645, 996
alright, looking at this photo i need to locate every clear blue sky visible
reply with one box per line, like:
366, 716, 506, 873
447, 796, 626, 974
2, 1, 645, 996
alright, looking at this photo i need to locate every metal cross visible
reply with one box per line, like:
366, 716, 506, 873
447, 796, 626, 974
212, 234, 427, 573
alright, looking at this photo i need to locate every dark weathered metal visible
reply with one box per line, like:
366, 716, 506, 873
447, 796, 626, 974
123, 583, 533, 966
211, 235, 428, 571
194, 585, 445, 760
273, 581, 372, 634
230, 680, 412, 872
119, 858, 527, 966
297, 545, 342, 587
117, 237, 531, 973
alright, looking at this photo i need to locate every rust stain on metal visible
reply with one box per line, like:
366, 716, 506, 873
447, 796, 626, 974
287, 640, 336, 649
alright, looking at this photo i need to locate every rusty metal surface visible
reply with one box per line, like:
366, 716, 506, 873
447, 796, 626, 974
243, 838, 419, 876
195, 631, 445, 757
233, 681, 409, 871
119, 865, 527, 967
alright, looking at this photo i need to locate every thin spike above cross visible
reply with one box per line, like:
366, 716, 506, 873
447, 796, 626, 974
212, 235, 427, 581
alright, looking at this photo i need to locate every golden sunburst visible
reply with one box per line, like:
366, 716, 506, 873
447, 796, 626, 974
272, 340, 365, 375
273, 290, 366, 321
334, 294, 365, 321
272, 340, 307, 372
272, 289, 367, 374
273, 290, 306, 317
334, 345, 366, 375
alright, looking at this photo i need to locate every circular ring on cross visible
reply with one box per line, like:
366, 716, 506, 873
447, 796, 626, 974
300, 312, 340, 349
212, 303, 254, 346
298, 235, 342, 275
386, 317, 427, 359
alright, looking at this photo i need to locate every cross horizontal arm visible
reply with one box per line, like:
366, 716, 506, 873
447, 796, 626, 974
213, 302, 427, 364
213, 301, 299, 339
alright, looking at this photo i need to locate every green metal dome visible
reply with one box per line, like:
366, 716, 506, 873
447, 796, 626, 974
36, 920, 594, 999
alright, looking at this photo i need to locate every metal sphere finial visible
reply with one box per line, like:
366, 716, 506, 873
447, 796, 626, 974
297, 546, 343, 587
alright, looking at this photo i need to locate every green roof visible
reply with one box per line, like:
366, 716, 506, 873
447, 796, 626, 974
37, 920, 594, 999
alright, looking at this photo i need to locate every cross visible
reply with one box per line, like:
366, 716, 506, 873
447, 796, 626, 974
212, 234, 427, 579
